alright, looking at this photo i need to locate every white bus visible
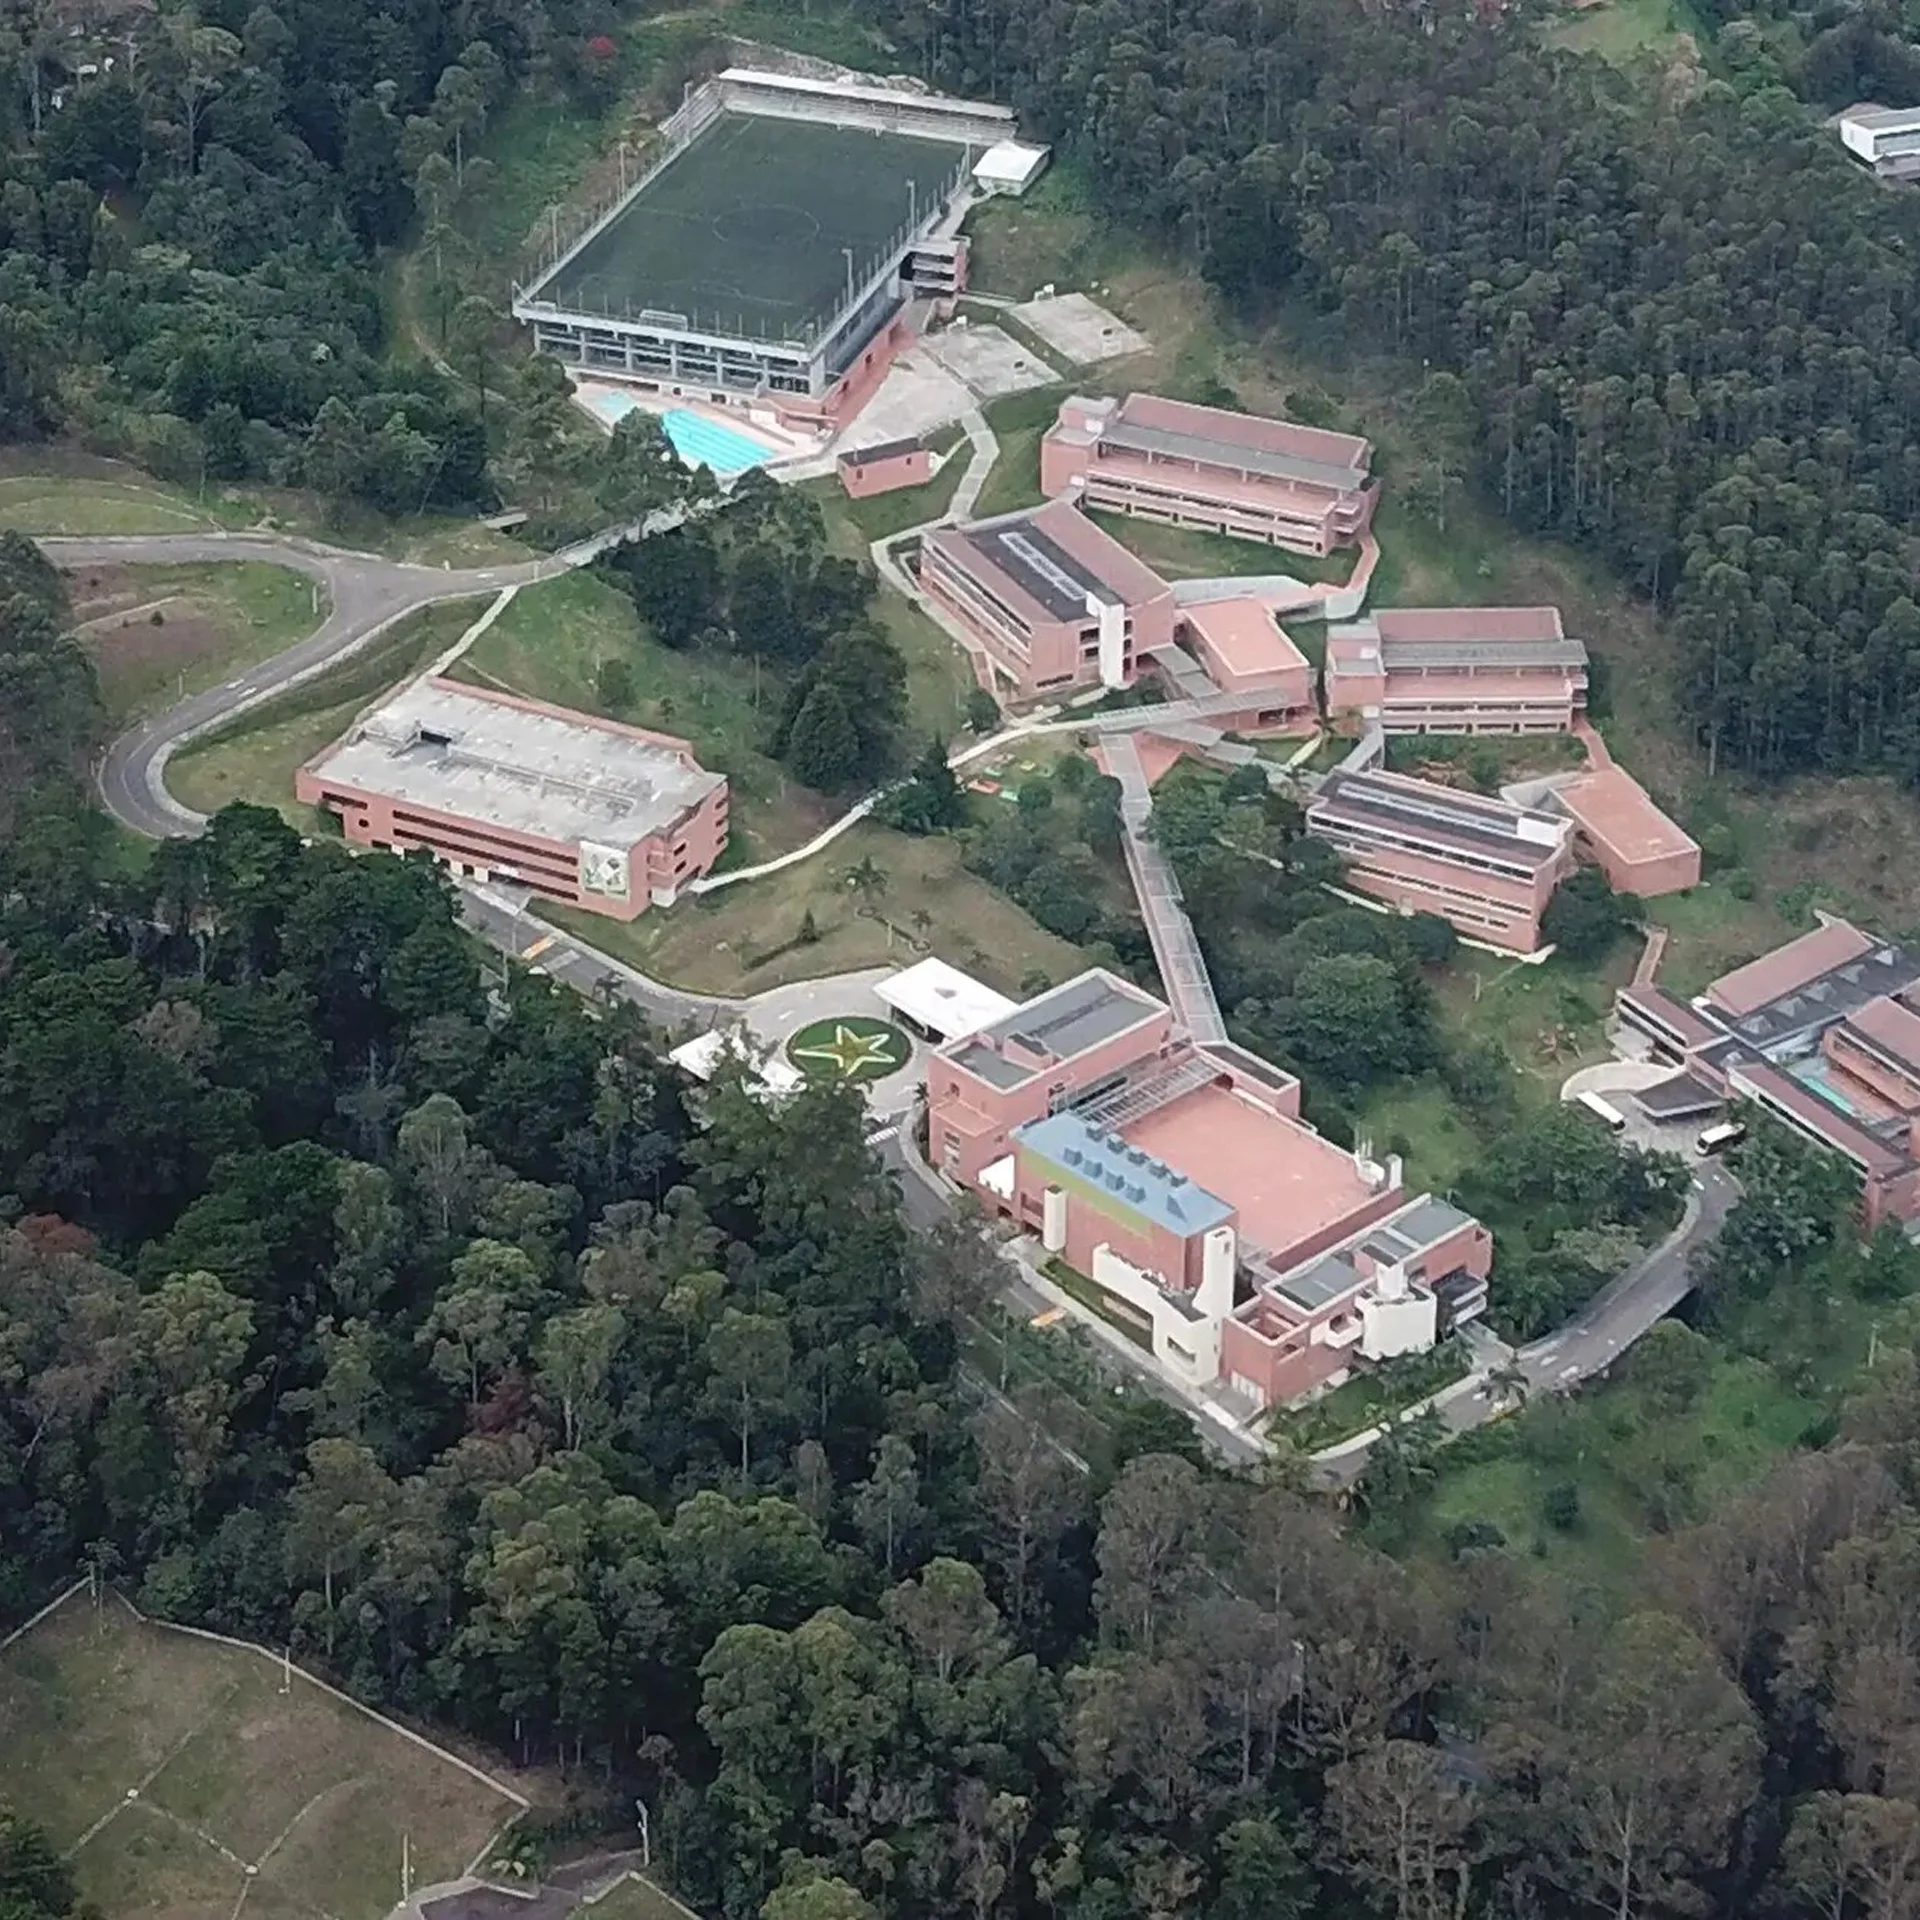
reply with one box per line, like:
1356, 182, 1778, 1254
1696, 1120, 1747, 1156
1577, 1090, 1628, 1134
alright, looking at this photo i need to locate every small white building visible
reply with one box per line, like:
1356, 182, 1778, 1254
1837, 104, 1920, 180
972, 141, 1051, 197
875, 956, 1017, 1044
670, 1028, 805, 1103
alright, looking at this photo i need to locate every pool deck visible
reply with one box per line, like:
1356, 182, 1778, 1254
570, 376, 815, 473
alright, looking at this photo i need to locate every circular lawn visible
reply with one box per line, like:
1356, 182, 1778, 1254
784, 1014, 912, 1085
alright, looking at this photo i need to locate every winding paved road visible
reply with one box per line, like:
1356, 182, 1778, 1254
61, 519, 677, 838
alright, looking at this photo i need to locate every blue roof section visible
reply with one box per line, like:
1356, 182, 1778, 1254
1015, 1111, 1234, 1238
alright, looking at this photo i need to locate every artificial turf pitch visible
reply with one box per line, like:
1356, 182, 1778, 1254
538, 112, 970, 341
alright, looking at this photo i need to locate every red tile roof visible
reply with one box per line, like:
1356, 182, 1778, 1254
1706, 920, 1877, 1019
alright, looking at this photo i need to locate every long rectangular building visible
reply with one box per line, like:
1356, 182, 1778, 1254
920, 498, 1178, 697
1041, 392, 1377, 557
1306, 766, 1575, 952
512, 71, 1004, 431
1325, 607, 1589, 734
296, 678, 728, 920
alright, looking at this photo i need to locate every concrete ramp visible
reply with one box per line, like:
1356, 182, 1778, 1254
1102, 732, 1228, 1045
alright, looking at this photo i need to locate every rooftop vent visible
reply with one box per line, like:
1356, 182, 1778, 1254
1062, 1145, 1083, 1168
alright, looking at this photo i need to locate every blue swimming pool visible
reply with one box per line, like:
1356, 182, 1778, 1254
1792, 1054, 1863, 1117
662, 407, 776, 475
578, 393, 777, 474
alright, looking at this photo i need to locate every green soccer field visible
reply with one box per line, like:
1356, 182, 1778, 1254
538, 111, 970, 340
0, 1592, 520, 1920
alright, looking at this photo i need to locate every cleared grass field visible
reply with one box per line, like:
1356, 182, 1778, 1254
70, 562, 322, 726
545, 817, 1087, 998
166, 603, 476, 827
0, 1590, 519, 1920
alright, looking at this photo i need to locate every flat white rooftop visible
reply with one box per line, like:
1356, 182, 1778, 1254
877, 956, 1017, 1042
307, 678, 722, 849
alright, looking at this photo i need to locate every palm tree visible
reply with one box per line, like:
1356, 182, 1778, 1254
1487, 1360, 1531, 1410
845, 855, 888, 920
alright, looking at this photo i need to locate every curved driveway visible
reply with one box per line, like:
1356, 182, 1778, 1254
58, 531, 592, 836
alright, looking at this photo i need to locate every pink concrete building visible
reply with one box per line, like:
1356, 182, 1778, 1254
1041, 393, 1377, 557
928, 969, 1491, 1407
1551, 766, 1701, 898
296, 678, 729, 921
1176, 596, 1314, 722
1619, 919, 1920, 1232
837, 436, 932, 498
1324, 608, 1588, 734
1305, 766, 1576, 953
920, 498, 1178, 699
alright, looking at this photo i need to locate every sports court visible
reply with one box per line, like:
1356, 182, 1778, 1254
540, 113, 969, 340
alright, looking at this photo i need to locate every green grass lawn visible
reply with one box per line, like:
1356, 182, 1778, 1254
544, 817, 1088, 999
808, 448, 970, 545
72, 563, 321, 726
1547, 0, 1701, 60
1405, 1335, 1827, 1597
165, 603, 475, 827
586, 1877, 707, 1920
1355, 1077, 1485, 1197
810, 492, 978, 745
960, 162, 1135, 302
0, 1592, 517, 1920
1086, 509, 1355, 586
0, 450, 535, 565
1439, 942, 1635, 1090
971, 387, 1074, 521
0, 468, 239, 536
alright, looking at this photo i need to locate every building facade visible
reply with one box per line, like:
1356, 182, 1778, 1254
1324, 607, 1589, 734
296, 679, 729, 921
1838, 104, 1920, 181
920, 498, 1178, 698
1618, 919, 1920, 1230
1040, 393, 1378, 557
927, 970, 1491, 1407
1306, 766, 1575, 953
838, 436, 932, 498
1550, 765, 1701, 898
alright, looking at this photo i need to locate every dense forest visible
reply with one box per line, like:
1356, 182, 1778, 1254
0, 0, 630, 514
843, 0, 1920, 784
6, 769, 1920, 1920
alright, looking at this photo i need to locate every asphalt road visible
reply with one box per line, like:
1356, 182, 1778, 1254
55, 532, 564, 838
1312, 1160, 1741, 1484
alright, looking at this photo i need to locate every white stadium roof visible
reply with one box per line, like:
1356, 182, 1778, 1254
875, 957, 1018, 1043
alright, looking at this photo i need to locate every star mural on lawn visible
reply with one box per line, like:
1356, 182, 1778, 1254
789, 1021, 908, 1082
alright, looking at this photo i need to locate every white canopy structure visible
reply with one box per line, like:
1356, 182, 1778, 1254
875, 957, 1018, 1043
670, 1028, 805, 1100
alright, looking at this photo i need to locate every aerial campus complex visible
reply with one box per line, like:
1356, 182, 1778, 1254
476, 57, 1748, 1417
